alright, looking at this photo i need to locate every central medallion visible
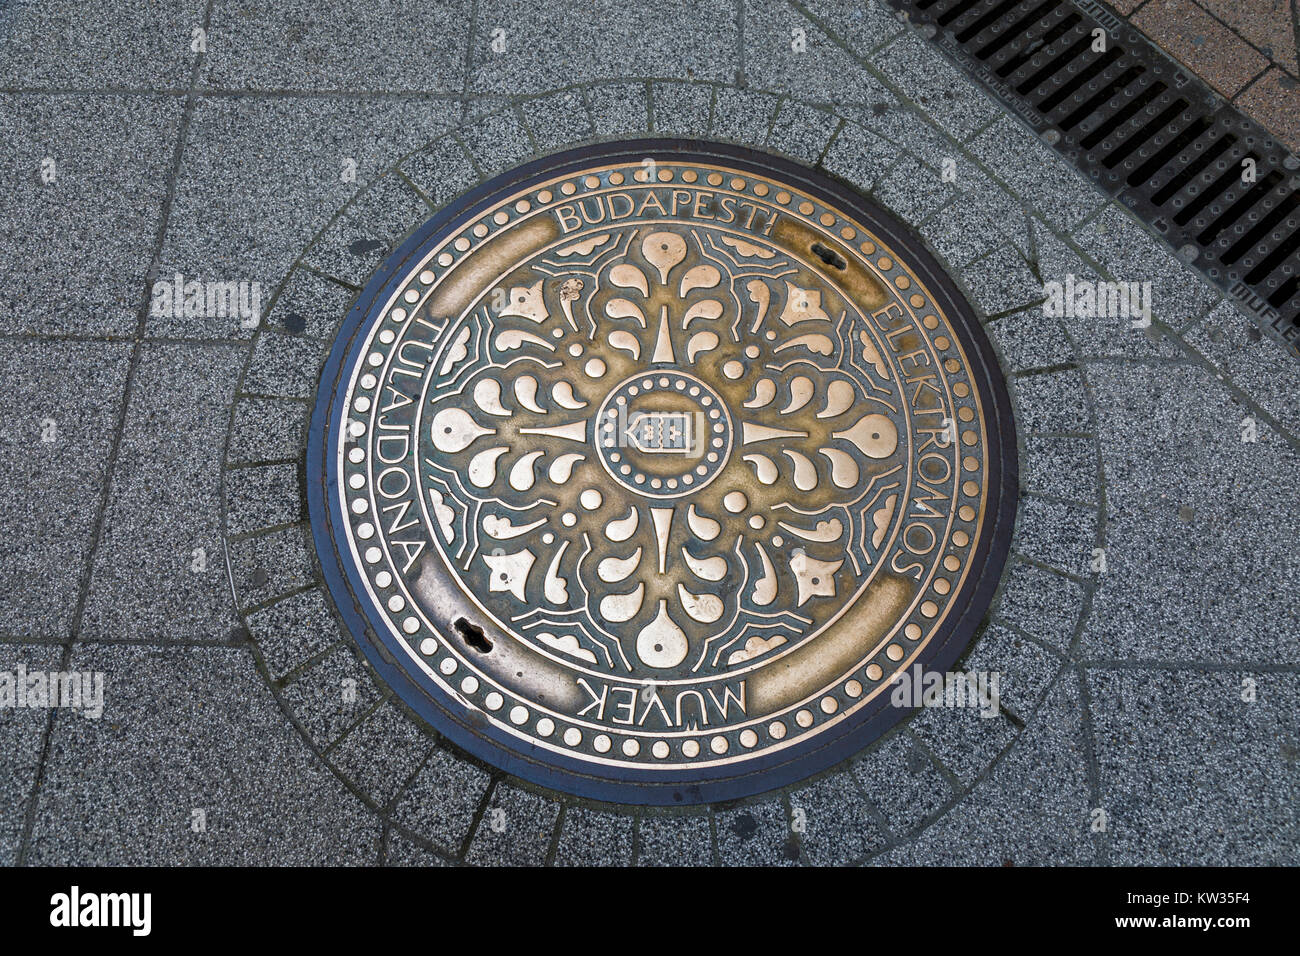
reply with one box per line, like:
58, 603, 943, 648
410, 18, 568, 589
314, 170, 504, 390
594, 371, 733, 499
309, 141, 1017, 804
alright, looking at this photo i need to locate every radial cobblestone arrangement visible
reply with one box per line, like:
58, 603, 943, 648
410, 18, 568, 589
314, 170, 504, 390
1, 0, 1297, 870
309, 142, 1016, 802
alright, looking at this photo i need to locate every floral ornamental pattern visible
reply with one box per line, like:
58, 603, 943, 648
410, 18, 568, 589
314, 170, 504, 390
418, 225, 909, 679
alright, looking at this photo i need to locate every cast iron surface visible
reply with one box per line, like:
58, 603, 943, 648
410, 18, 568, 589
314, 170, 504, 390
307, 140, 1019, 804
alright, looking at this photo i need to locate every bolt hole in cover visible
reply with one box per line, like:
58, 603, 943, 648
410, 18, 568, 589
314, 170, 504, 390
308, 141, 1017, 804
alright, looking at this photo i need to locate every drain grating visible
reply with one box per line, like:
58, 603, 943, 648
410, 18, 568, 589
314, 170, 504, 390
308, 141, 1017, 804
883, 0, 1300, 355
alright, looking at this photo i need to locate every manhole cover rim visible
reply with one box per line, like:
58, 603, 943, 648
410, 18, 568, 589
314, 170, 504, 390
306, 138, 1019, 805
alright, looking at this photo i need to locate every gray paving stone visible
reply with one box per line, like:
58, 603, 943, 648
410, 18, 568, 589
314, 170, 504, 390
391, 745, 492, 854
969, 117, 1106, 229
244, 331, 330, 399
914, 134, 986, 184
1072, 204, 1217, 328
457, 108, 535, 180
789, 771, 887, 864
400, 134, 482, 210
150, 96, 458, 339
635, 812, 712, 866
331, 701, 433, 808
465, 782, 561, 866
992, 559, 1087, 652
714, 798, 799, 866
263, 267, 359, 340
651, 81, 713, 138
468, 0, 737, 95
523, 89, 593, 153
80, 343, 243, 644
1033, 229, 1183, 359
852, 730, 955, 836
0, 0, 204, 89
920, 186, 1027, 268
819, 120, 899, 193
25, 645, 381, 865
303, 173, 430, 287
202, 0, 469, 92
462, 96, 512, 124
245, 587, 339, 680
0, 645, 61, 864
1022, 434, 1099, 505
227, 397, 307, 464
386, 831, 450, 866
1088, 668, 1300, 865
709, 86, 782, 146
224, 462, 303, 537
586, 82, 651, 138
961, 622, 1062, 719
861, 844, 911, 865
1011, 367, 1094, 432
893, 673, 1099, 865
553, 806, 635, 866
983, 308, 1076, 373
868, 30, 1000, 140
279, 644, 382, 750
766, 100, 840, 164
229, 525, 316, 609
1081, 363, 1300, 664
1186, 298, 1300, 437
960, 243, 1043, 316
851, 102, 956, 170
797, 0, 902, 54
0, 94, 181, 336
1032, 218, 1102, 286
1011, 496, 1098, 576
743, 0, 895, 107
0, 341, 130, 641
870, 156, 958, 226
908, 694, 1018, 787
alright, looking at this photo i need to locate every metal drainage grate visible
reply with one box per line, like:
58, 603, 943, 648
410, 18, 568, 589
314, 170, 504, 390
883, 0, 1300, 355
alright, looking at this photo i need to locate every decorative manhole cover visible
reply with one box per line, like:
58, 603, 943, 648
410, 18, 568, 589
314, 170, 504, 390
308, 141, 1017, 804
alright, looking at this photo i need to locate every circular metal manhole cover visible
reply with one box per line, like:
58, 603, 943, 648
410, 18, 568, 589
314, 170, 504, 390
308, 140, 1017, 804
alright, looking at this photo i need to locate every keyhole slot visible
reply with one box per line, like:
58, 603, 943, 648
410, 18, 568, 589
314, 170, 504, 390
454, 617, 492, 653
811, 242, 847, 270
